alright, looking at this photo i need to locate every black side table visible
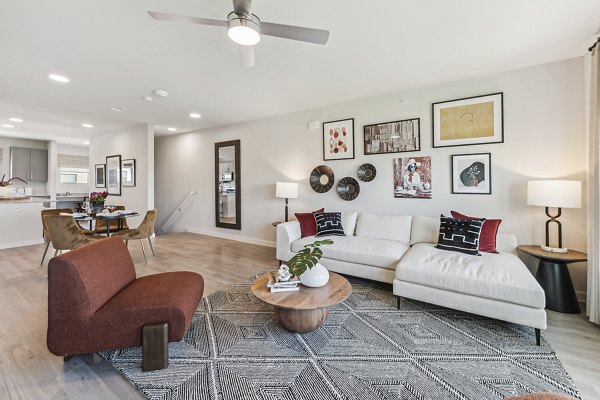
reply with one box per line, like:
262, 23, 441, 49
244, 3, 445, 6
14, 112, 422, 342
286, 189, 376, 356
517, 245, 586, 314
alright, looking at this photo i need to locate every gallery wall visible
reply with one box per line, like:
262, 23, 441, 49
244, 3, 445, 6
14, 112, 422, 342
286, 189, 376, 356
89, 124, 154, 227
155, 57, 588, 298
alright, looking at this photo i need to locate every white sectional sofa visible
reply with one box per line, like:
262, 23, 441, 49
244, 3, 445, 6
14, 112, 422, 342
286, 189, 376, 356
276, 212, 546, 344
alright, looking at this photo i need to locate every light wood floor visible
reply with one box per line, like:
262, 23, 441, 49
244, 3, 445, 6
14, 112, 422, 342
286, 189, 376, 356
0, 233, 599, 400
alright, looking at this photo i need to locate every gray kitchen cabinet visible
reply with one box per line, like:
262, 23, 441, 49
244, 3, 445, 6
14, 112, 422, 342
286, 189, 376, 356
10, 147, 48, 182
30, 148, 48, 182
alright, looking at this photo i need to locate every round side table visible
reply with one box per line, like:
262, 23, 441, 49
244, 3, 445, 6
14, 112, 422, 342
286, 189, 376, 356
517, 245, 586, 314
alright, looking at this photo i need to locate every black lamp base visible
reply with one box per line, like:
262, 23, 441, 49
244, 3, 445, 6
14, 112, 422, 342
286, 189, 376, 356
544, 206, 564, 249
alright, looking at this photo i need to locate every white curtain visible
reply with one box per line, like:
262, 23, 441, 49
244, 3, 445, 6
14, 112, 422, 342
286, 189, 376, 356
587, 41, 600, 324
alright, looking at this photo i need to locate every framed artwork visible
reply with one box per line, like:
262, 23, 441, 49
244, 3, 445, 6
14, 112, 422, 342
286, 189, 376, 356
452, 153, 492, 194
106, 155, 121, 196
323, 118, 355, 161
364, 118, 420, 155
432, 92, 503, 148
121, 159, 136, 187
95, 164, 106, 188
393, 156, 432, 199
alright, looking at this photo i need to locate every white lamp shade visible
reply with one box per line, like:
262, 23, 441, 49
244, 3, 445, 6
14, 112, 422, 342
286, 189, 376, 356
527, 180, 581, 208
276, 182, 298, 199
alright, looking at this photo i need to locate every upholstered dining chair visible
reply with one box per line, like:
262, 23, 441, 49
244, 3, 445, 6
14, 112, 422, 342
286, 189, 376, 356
94, 205, 129, 235
40, 208, 93, 265
43, 215, 106, 258
111, 209, 157, 263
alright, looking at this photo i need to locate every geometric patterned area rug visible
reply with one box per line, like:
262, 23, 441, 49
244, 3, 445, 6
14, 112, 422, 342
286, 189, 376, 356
101, 275, 580, 400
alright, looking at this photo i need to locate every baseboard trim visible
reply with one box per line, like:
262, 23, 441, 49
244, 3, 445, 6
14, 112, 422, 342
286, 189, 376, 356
0, 238, 45, 250
576, 290, 587, 304
186, 228, 275, 248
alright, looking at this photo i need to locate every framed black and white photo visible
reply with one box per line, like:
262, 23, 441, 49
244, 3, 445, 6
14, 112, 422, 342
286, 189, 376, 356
106, 155, 121, 196
323, 118, 355, 161
121, 159, 136, 187
433, 93, 503, 148
452, 153, 492, 194
364, 118, 420, 155
95, 164, 106, 188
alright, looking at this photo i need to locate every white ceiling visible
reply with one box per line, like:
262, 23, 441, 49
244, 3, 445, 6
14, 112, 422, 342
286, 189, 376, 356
0, 0, 599, 145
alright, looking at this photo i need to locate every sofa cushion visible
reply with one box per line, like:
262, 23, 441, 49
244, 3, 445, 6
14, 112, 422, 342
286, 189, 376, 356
295, 208, 324, 238
409, 215, 439, 245
436, 215, 484, 256
341, 211, 358, 236
356, 212, 412, 244
451, 210, 502, 253
315, 212, 345, 237
396, 243, 545, 308
292, 235, 410, 269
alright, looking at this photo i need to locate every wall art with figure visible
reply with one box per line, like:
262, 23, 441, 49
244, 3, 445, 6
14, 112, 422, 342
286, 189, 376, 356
393, 156, 432, 199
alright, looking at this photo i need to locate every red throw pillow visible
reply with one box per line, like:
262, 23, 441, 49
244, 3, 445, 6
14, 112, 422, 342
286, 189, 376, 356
295, 208, 324, 238
451, 211, 502, 253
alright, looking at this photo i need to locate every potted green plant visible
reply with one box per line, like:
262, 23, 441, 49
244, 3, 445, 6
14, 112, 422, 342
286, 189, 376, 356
0, 175, 28, 197
287, 239, 333, 287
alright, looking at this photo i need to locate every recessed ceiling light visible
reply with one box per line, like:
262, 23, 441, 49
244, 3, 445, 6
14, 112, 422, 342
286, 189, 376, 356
81, 123, 94, 128
83, 141, 90, 145
49, 74, 70, 83
189, 113, 202, 119
9, 118, 23, 123
142, 96, 153, 102
2, 124, 15, 128
109, 106, 127, 112
167, 127, 177, 132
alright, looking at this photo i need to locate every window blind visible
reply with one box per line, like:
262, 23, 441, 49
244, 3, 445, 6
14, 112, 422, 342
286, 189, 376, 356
57, 154, 89, 169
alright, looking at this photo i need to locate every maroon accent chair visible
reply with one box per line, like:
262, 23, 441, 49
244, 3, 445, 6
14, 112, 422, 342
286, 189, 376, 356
47, 237, 204, 370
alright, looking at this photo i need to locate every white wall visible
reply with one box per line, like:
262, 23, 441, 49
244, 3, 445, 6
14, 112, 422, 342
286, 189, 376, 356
89, 124, 154, 226
155, 57, 587, 297
0, 136, 49, 195
56, 143, 89, 194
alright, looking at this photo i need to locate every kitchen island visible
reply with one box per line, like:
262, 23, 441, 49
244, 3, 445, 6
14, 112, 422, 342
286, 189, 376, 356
0, 198, 56, 249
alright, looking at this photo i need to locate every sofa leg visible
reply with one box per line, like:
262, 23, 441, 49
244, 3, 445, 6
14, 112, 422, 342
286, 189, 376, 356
396, 296, 401, 310
535, 328, 541, 346
142, 322, 169, 372
63, 355, 74, 362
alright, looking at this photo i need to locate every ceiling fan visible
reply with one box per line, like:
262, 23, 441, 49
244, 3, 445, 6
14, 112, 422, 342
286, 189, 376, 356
148, 0, 330, 68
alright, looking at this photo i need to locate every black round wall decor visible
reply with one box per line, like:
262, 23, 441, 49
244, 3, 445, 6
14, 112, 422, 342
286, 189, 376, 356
309, 165, 335, 193
337, 177, 360, 201
357, 163, 377, 182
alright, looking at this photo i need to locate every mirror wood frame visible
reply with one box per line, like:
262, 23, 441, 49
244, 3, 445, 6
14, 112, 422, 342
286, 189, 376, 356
215, 140, 241, 230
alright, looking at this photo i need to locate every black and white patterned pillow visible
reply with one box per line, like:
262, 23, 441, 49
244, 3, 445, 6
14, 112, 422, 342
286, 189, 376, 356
315, 212, 346, 237
436, 215, 484, 256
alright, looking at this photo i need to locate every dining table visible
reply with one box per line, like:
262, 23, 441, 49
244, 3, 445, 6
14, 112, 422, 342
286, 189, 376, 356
72, 211, 140, 236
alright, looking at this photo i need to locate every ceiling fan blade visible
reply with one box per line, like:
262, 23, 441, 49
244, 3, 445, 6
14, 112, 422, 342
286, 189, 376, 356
148, 11, 227, 28
239, 45, 255, 68
260, 22, 329, 45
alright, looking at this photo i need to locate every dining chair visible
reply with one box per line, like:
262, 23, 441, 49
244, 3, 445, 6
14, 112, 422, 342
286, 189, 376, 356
40, 208, 93, 265
43, 215, 106, 258
111, 209, 157, 263
94, 205, 129, 235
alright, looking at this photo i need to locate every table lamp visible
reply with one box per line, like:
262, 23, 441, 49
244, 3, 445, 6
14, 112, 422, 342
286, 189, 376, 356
276, 182, 298, 222
527, 180, 581, 253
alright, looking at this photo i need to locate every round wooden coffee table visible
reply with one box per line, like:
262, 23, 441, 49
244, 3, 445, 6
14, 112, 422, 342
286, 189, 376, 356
251, 272, 352, 333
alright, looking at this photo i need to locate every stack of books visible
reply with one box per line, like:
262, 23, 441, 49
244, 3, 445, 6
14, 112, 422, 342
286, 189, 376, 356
267, 272, 300, 293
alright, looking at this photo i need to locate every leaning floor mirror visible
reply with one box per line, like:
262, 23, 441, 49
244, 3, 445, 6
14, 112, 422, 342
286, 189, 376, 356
215, 140, 241, 230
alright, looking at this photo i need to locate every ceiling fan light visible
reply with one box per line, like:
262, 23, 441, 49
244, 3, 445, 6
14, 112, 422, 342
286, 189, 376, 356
227, 13, 260, 46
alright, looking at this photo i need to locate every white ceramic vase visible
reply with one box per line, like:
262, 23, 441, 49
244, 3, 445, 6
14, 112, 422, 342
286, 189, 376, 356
299, 263, 329, 287
0, 186, 14, 197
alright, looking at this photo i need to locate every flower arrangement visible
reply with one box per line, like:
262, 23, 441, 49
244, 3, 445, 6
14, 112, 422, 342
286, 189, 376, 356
90, 191, 109, 204
0, 174, 28, 187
